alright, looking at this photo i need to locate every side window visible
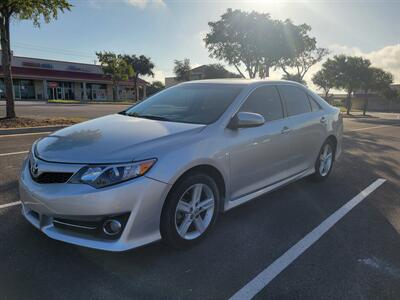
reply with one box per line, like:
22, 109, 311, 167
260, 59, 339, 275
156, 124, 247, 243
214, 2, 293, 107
240, 86, 283, 121
308, 94, 322, 112
278, 85, 311, 116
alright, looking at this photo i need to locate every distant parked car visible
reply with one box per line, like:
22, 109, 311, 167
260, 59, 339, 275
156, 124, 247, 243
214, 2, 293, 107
19, 79, 343, 251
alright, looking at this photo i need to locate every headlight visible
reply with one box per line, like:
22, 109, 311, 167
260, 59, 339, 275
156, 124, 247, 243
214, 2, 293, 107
69, 159, 156, 188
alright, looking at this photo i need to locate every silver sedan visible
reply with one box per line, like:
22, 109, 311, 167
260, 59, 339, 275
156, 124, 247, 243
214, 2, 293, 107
19, 79, 343, 251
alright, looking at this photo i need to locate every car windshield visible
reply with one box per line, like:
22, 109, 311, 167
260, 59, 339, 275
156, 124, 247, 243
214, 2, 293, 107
123, 83, 244, 125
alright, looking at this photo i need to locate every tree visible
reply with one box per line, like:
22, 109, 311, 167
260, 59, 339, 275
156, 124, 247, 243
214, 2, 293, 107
147, 80, 165, 96
122, 55, 154, 101
203, 64, 241, 79
312, 61, 337, 101
96, 52, 134, 101
278, 46, 329, 83
173, 58, 191, 81
276, 20, 329, 82
204, 9, 322, 80
328, 55, 371, 115
0, 0, 72, 118
282, 73, 306, 85
204, 9, 286, 79
360, 67, 393, 115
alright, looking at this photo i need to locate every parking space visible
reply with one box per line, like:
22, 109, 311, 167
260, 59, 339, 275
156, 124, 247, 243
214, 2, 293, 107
0, 113, 399, 299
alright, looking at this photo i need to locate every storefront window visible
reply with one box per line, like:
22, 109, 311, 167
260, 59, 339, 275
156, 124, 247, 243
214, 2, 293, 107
0, 79, 36, 100
0, 79, 5, 99
118, 86, 135, 100
47, 81, 75, 100
85, 83, 107, 101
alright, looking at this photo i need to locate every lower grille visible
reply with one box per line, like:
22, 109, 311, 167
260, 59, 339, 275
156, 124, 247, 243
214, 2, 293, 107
53, 213, 130, 240
32, 172, 73, 184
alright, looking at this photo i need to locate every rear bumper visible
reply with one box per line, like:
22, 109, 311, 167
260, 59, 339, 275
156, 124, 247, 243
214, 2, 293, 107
19, 158, 170, 251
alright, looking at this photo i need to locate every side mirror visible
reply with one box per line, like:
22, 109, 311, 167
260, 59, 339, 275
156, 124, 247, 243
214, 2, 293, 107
229, 112, 265, 129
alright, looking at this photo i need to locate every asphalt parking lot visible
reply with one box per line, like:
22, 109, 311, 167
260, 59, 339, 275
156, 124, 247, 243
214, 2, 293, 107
1, 112, 399, 300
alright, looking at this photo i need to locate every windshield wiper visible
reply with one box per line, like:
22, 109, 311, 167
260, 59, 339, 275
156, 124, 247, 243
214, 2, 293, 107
126, 113, 171, 121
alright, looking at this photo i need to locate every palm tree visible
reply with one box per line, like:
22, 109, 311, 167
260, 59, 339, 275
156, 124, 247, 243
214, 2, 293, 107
122, 55, 154, 101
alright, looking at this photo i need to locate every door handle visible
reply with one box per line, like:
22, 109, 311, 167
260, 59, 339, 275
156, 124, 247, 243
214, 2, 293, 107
281, 126, 291, 134
320, 117, 327, 124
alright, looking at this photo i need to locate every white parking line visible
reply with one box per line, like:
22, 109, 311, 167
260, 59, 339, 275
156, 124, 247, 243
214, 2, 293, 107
230, 178, 386, 300
0, 150, 29, 157
0, 131, 50, 138
0, 201, 21, 210
348, 124, 398, 132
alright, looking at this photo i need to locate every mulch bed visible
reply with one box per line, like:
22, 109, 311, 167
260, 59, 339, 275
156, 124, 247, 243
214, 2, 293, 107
0, 117, 85, 129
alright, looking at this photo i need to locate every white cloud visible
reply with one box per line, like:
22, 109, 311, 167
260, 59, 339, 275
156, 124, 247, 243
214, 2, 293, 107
125, 0, 165, 9
143, 69, 166, 84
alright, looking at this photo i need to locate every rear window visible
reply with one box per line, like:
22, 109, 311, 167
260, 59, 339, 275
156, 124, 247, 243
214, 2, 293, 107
278, 85, 311, 116
308, 94, 322, 111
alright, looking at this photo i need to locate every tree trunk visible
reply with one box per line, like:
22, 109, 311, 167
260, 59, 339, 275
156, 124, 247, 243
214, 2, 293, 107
346, 91, 352, 115
363, 97, 368, 116
134, 75, 139, 102
113, 83, 118, 102
264, 64, 270, 78
324, 90, 330, 103
233, 64, 246, 78
0, 15, 15, 118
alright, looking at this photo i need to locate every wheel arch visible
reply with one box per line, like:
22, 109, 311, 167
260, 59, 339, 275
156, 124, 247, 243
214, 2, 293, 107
162, 164, 227, 214
326, 135, 338, 159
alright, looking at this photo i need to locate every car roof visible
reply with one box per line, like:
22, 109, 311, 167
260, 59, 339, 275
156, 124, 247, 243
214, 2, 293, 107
178, 79, 305, 88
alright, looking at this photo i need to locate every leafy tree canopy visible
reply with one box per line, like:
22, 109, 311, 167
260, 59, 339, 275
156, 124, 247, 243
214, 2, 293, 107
203, 64, 241, 79
96, 51, 134, 101
121, 54, 154, 101
204, 9, 319, 79
0, 0, 72, 25
173, 58, 191, 81
312, 61, 337, 99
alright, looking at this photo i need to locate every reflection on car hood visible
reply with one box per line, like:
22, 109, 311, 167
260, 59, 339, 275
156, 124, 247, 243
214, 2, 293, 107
35, 114, 205, 164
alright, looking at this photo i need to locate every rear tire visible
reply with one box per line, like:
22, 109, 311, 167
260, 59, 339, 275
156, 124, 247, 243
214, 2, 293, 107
312, 140, 335, 182
160, 173, 220, 249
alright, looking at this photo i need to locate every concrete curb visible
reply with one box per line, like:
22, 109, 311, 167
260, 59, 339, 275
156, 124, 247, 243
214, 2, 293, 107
0, 125, 68, 136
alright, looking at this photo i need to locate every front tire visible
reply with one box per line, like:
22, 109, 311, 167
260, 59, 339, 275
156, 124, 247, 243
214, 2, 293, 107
312, 140, 335, 181
160, 173, 220, 249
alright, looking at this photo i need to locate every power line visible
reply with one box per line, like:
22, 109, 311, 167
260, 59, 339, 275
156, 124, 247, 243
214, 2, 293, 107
11, 41, 96, 60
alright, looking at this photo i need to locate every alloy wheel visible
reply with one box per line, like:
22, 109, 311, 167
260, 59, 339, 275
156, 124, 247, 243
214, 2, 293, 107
174, 183, 215, 240
319, 144, 333, 176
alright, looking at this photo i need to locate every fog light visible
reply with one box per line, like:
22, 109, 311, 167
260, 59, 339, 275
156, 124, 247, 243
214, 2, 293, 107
103, 219, 122, 236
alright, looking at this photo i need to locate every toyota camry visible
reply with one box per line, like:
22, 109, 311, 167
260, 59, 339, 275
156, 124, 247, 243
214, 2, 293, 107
19, 79, 343, 251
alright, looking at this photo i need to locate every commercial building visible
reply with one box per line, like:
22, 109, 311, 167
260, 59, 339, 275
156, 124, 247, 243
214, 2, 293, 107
165, 64, 240, 87
0, 52, 148, 101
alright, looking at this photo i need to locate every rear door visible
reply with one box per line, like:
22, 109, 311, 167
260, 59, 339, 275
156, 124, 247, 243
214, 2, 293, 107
277, 85, 326, 177
228, 85, 291, 200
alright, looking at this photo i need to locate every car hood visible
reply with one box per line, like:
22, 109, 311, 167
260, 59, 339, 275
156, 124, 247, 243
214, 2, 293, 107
35, 114, 205, 164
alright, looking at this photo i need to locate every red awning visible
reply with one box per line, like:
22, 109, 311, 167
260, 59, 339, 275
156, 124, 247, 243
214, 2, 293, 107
0, 66, 148, 86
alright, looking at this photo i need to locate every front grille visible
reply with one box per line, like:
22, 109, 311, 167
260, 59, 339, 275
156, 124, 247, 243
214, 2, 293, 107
29, 159, 73, 183
32, 172, 73, 184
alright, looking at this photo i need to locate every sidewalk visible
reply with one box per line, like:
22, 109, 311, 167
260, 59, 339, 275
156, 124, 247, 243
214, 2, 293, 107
0, 101, 46, 106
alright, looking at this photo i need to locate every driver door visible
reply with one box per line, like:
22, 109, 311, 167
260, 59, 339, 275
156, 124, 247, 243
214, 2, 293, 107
228, 85, 291, 200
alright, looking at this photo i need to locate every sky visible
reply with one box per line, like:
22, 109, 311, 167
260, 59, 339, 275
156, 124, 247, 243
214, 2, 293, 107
9, 0, 400, 89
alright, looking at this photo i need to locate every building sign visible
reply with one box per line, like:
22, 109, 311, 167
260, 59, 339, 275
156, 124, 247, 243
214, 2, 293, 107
67, 65, 90, 72
22, 61, 54, 69
48, 82, 58, 88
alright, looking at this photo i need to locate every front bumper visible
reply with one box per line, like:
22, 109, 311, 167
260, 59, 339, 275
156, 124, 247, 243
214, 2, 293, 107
19, 158, 170, 251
